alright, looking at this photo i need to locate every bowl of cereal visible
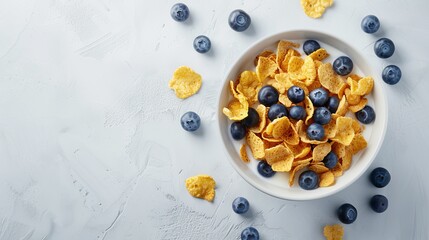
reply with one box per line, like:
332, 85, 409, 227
217, 30, 387, 200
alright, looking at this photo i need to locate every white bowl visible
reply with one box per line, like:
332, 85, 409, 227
217, 30, 388, 201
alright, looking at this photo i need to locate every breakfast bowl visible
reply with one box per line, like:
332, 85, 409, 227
217, 30, 388, 201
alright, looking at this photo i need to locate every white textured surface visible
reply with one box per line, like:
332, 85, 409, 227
0, 0, 428, 239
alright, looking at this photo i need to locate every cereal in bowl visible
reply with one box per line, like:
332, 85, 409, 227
222, 39, 374, 189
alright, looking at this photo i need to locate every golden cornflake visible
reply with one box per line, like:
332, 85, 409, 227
185, 175, 216, 202
323, 224, 344, 240
169, 66, 202, 99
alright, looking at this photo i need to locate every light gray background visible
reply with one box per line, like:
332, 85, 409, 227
0, 0, 428, 239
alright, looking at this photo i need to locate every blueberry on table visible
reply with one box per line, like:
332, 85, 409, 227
361, 15, 380, 34
287, 86, 305, 103
180, 111, 200, 131
309, 88, 329, 107
257, 161, 276, 178
303, 40, 321, 55
374, 38, 395, 58
323, 151, 338, 169
268, 103, 288, 121
370, 195, 389, 213
355, 105, 376, 124
228, 9, 251, 32
230, 122, 246, 140
242, 108, 260, 128
258, 85, 279, 107
298, 170, 319, 190
314, 107, 331, 125
333, 56, 354, 76
307, 123, 325, 140
327, 96, 339, 113
193, 35, 211, 53
382, 65, 402, 85
232, 197, 250, 214
369, 167, 391, 188
170, 3, 189, 22
289, 105, 306, 120
241, 227, 259, 240
337, 203, 358, 224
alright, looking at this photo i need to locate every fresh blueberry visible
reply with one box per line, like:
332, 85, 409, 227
323, 152, 338, 169
298, 170, 319, 190
369, 167, 391, 188
382, 65, 402, 85
327, 96, 340, 113
257, 161, 276, 178
268, 103, 288, 121
314, 107, 331, 125
289, 105, 306, 120
242, 108, 260, 128
170, 3, 189, 22
180, 111, 200, 132
232, 197, 250, 214
338, 203, 358, 224
258, 85, 279, 107
356, 105, 376, 124
228, 9, 251, 32
241, 227, 259, 240
303, 40, 321, 55
333, 56, 354, 76
307, 123, 325, 140
370, 195, 388, 213
193, 35, 211, 53
230, 122, 246, 140
309, 88, 329, 107
361, 15, 380, 34
374, 38, 395, 58
287, 86, 305, 103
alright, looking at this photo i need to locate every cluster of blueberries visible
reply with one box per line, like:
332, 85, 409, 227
338, 167, 391, 224
171, 3, 251, 54
361, 15, 402, 85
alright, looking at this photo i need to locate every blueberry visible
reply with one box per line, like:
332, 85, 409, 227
193, 35, 211, 53
242, 108, 260, 128
382, 65, 402, 85
323, 152, 338, 169
327, 96, 340, 113
241, 227, 259, 240
232, 197, 250, 214
374, 38, 395, 59
180, 111, 200, 131
298, 170, 319, 190
228, 9, 251, 32
170, 3, 189, 22
258, 85, 279, 107
314, 107, 331, 125
268, 103, 288, 121
370, 195, 388, 213
303, 40, 321, 55
307, 123, 325, 140
309, 88, 329, 107
257, 161, 276, 178
230, 122, 246, 140
337, 203, 358, 224
287, 86, 305, 103
333, 56, 354, 76
356, 105, 376, 124
369, 167, 391, 188
289, 105, 306, 120
361, 15, 380, 34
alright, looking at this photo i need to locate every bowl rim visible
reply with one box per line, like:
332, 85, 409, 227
216, 29, 388, 201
